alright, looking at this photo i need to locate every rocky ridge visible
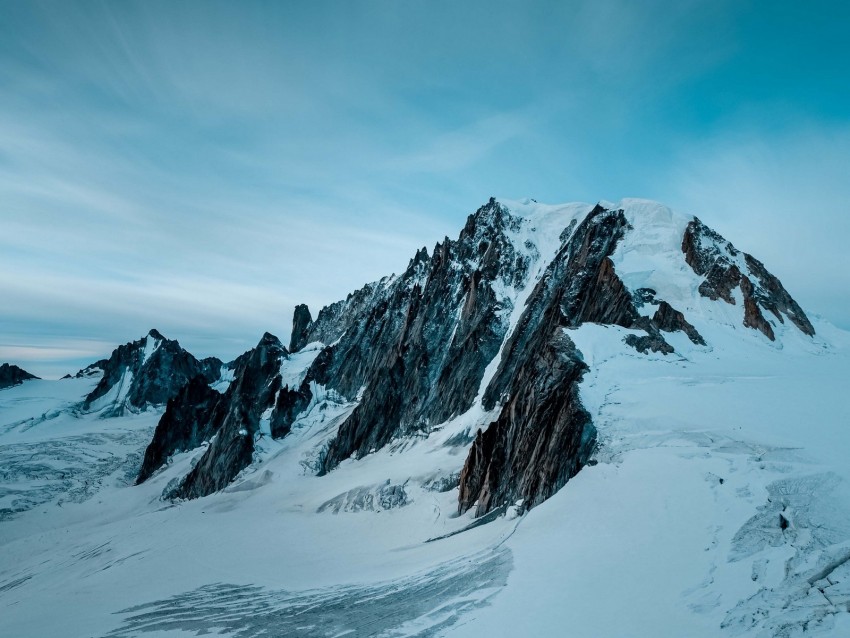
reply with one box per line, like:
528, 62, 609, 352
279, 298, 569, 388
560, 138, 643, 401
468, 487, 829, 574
62, 359, 109, 380
316, 199, 533, 474
81, 329, 223, 417
134, 198, 815, 519
134, 332, 285, 494
682, 218, 814, 340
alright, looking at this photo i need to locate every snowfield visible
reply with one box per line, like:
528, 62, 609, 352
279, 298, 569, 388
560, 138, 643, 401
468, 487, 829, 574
1, 199, 849, 637
457, 319, 850, 637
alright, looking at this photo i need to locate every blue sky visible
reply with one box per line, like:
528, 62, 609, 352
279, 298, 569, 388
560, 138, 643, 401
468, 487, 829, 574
2, 0, 849, 378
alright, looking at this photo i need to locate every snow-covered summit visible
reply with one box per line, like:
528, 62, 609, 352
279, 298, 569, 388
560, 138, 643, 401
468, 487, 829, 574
498, 196, 815, 344
81, 329, 223, 417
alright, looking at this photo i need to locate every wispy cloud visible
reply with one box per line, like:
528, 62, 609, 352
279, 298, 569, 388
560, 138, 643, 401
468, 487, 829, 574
389, 112, 532, 173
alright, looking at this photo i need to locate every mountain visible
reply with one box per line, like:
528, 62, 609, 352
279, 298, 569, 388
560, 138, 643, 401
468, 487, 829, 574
0, 363, 39, 389
139, 332, 290, 494
81, 329, 223, 417
137, 198, 815, 518
2, 198, 847, 638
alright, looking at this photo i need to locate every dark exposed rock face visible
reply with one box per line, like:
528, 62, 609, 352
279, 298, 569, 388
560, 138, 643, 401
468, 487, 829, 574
624, 332, 675, 354
743, 254, 815, 336
0, 364, 39, 390
461, 206, 630, 515
298, 280, 392, 357
169, 333, 288, 499
268, 347, 334, 439
81, 329, 222, 417
682, 218, 738, 276
700, 262, 742, 304
632, 287, 658, 307
270, 381, 312, 439
318, 199, 532, 473
741, 276, 776, 341
652, 301, 706, 345
137, 377, 224, 484
682, 218, 814, 339
143, 325, 335, 496
571, 255, 638, 327
289, 304, 313, 352
199, 357, 225, 382
483, 206, 633, 408
682, 218, 742, 304
458, 330, 593, 516
72, 359, 108, 379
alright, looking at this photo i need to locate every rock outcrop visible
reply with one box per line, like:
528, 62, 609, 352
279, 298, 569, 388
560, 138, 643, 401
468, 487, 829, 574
270, 380, 313, 439
0, 364, 39, 390
461, 206, 631, 515
459, 329, 592, 516
136, 376, 224, 484
81, 330, 222, 417
482, 206, 632, 407
652, 301, 706, 345
682, 218, 814, 340
622, 299, 704, 354
743, 254, 815, 336
741, 275, 776, 340
168, 333, 288, 499
289, 304, 313, 352
64, 359, 108, 379
318, 199, 532, 473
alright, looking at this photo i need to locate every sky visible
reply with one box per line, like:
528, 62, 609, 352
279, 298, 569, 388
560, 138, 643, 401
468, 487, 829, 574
1, 0, 849, 378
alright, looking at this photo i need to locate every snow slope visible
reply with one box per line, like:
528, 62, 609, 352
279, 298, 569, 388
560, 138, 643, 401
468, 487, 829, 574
454, 319, 850, 637
1, 199, 848, 637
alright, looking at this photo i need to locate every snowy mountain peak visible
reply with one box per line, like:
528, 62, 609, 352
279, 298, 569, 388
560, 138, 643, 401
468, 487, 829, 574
81, 330, 222, 417
68, 358, 108, 379
489, 197, 815, 345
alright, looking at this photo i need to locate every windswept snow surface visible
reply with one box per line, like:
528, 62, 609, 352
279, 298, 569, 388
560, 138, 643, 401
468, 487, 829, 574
1, 200, 849, 637
279, 341, 323, 389
453, 319, 850, 637
210, 364, 235, 393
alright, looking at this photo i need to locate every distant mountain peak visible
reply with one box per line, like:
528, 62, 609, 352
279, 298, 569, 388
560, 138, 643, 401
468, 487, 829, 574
0, 363, 39, 390
80, 330, 222, 417
258, 331, 284, 349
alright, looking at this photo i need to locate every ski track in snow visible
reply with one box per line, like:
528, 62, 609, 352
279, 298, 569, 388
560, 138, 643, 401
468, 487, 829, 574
105, 548, 511, 638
